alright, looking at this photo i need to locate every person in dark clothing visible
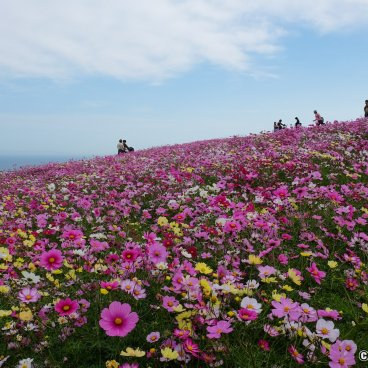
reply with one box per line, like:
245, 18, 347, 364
364, 100, 368, 118
273, 122, 278, 132
295, 117, 302, 128
277, 119, 286, 130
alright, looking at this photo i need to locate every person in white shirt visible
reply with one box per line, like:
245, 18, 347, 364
117, 139, 126, 154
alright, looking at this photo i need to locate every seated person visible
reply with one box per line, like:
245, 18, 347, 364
117, 139, 126, 154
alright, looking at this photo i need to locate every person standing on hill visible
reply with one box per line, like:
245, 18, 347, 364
364, 100, 368, 117
314, 110, 324, 126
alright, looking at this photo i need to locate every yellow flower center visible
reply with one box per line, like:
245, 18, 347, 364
26, 295, 32, 300
321, 327, 328, 335
49, 257, 55, 263
63, 305, 70, 311
114, 318, 123, 325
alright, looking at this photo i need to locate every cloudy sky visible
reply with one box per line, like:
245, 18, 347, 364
0, 0, 367, 161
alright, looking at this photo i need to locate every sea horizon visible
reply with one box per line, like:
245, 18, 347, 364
0, 155, 86, 171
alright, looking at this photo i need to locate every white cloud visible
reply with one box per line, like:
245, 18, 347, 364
0, 0, 367, 81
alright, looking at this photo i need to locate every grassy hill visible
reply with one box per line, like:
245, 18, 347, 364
1, 119, 368, 367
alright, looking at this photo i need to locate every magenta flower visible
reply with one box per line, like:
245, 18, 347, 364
183, 338, 200, 356
18, 287, 41, 303
99, 301, 138, 337
148, 243, 168, 264
55, 298, 79, 316
122, 248, 139, 263
207, 320, 233, 338
238, 308, 258, 322
288, 345, 304, 364
307, 262, 326, 284
40, 249, 64, 271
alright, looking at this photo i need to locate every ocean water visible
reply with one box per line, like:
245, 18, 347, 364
0, 156, 83, 171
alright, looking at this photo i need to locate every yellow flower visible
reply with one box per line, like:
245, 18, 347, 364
19, 310, 33, 321
0, 285, 10, 294
282, 285, 293, 292
100, 288, 109, 295
0, 310, 12, 317
328, 261, 338, 269
195, 262, 213, 274
248, 255, 263, 265
200, 279, 212, 293
172, 304, 185, 313
300, 252, 312, 257
120, 347, 145, 357
0, 247, 12, 262
362, 303, 368, 314
157, 217, 169, 226
288, 269, 302, 285
272, 291, 286, 302
105, 360, 119, 368
161, 347, 179, 360
261, 277, 277, 283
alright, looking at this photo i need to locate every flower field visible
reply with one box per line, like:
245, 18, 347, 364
1, 119, 368, 367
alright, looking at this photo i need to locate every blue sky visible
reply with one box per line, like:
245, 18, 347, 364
0, 1, 367, 160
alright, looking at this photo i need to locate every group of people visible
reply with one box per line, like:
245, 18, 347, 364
274, 101, 368, 132
274, 110, 325, 132
117, 139, 134, 154
273, 116, 303, 131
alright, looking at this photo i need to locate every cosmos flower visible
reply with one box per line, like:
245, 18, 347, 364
18, 287, 41, 304
99, 302, 139, 337
40, 249, 64, 271
55, 298, 79, 316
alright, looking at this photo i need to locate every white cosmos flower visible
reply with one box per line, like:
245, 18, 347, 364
240, 297, 262, 313
316, 319, 340, 342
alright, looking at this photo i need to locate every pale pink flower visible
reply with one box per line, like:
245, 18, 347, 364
207, 320, 233, 338
146, 331, 160, 343
316, 319, 340, 342
18, 287, 41, 303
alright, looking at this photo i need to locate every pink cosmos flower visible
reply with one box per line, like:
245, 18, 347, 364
148, 243, 168, 264
238, 308, 258, 322
99, 301, 139, 337
288, 345, 304, 364
40, 249, 64, 271
183, 338, 200, 356
101, 281, 120, 291
55, 298, 79, 316
258, 265, 277, 279
162, 296, 179, 312
345, 277, 358, 290
271, 297, 301, 321
18, 287, 41, 303
258, 339, 270, 351
329, 340, 356, 368
206, 320, 233, 338
173, 329, 190, 339
146, 331, 160, 343
307, 262, 326, 284
122, 248, 139, 263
